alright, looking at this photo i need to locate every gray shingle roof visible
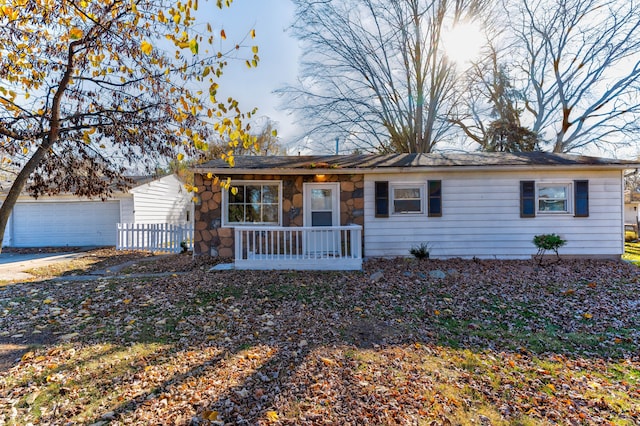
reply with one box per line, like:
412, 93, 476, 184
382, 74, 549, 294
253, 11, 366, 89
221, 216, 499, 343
193, 152, 639, 173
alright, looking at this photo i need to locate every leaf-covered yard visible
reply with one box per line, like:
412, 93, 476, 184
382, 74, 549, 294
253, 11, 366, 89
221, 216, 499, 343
1, 254, 639, 425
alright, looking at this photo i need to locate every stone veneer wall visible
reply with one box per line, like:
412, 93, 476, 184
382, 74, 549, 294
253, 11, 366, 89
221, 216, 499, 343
193, 173, 364, 258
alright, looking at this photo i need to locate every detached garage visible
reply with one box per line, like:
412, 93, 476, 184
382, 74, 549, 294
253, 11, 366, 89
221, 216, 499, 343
10, 200, 121, 247
1, 174, 192, 248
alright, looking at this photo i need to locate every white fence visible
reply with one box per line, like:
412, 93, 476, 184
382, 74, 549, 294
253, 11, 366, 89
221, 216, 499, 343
116, 223, 194, 253
234, 225, 362, 270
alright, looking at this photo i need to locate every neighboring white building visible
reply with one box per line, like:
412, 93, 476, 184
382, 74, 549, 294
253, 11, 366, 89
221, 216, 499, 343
1, 174, 192, 248
191, 153, 640, 269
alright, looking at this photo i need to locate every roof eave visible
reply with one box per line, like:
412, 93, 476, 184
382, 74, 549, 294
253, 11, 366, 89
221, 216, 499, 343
192, 163, 634, 175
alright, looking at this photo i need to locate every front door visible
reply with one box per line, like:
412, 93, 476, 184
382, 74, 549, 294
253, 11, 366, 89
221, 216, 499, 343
303, 182, 340, 254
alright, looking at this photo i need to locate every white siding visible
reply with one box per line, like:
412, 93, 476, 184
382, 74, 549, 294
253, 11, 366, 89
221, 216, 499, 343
130, 174, 192, 223
119, 196, 135, 224
2, 211, 13, 247
364, 169, 625, 259
624, 203, 638, 225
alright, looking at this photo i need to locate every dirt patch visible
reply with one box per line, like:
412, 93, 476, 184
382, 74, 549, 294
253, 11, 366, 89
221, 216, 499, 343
0, 344, 29, 372
342, 319, 405, 348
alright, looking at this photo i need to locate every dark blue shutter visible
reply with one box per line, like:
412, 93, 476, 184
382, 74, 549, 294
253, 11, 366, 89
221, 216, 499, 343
375, 181, 389, 218
520, 181, 535, 218
428, 180, 442, 217
574, 180, 589, 217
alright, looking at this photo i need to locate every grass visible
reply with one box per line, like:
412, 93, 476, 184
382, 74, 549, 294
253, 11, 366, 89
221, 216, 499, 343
623, 237, 640, 265
23, 258, 100, 278
1, 255, 639, 424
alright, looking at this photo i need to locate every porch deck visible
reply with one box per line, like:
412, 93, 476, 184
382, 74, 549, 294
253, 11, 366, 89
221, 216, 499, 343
233, 225, 363, 270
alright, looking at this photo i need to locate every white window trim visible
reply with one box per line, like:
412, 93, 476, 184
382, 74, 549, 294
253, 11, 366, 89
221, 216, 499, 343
222, 180, 283, 227
536, 182, 572, 215
390, 182, 425, 215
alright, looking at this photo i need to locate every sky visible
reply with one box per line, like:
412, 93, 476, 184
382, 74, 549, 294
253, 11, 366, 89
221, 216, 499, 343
206, 0, 302, 152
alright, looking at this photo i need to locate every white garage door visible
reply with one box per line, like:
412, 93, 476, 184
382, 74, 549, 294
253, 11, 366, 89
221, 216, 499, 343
12, 201, 120, 247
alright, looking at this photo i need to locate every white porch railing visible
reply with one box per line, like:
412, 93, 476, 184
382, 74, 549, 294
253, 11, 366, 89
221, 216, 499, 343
116, 223, 194, 253
234, 225, 363, 270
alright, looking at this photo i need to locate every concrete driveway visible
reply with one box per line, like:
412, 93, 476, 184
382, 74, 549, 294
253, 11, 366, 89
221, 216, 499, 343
0, 251, 88, 282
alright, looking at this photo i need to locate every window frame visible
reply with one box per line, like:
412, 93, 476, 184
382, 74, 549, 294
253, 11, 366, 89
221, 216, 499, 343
222, 180, 283, 227
536, 182, 573, 215
390, 182, 425, 215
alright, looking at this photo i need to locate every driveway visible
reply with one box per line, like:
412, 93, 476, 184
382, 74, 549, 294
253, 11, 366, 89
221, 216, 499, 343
0, 251, 88, 282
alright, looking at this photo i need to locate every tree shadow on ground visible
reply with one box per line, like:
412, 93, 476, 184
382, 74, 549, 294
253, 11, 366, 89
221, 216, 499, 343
1, 258, 639, 424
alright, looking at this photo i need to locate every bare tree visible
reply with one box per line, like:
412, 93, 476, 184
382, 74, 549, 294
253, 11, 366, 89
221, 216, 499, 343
506, 0, 640, 154
279, 0, 488, 154
452, 46, 540, 152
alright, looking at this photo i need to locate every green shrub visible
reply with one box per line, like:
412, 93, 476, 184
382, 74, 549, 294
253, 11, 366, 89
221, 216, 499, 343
533, 233, 566, 263
410, 243, 431, 260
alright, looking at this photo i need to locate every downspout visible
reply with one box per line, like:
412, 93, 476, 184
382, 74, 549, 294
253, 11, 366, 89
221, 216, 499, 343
621, 170, 626, 257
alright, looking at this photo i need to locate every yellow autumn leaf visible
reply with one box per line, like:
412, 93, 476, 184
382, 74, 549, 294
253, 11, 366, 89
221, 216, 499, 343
250, 28, 256, 38
123, 298, 132, 304
320, 357, 337, 366
177, 153, 184, 161
220, 29, 226, 39
203, 410, 219, 421
206, 172, 213, 179
140, 41, 153, 55
189, 38, 198, 54
265, 411, 278, 422
252, 45, 258, 54
582, 313, 593, 319
69, 27, 83, 40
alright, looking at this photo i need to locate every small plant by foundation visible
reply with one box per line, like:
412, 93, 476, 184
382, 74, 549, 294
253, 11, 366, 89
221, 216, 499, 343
410, 243, 431, 260
533, 233, 566, 264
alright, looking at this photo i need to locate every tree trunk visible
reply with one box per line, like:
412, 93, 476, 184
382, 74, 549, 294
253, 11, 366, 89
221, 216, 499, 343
0, 40, 77, 253
0, 143, 55, 252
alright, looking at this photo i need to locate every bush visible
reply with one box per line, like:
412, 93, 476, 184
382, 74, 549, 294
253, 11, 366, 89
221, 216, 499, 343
533, 233, 566, 263
409, 243, 431, 260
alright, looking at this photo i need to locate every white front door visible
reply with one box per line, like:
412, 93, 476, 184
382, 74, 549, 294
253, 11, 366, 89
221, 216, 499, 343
303, 183, 340, 254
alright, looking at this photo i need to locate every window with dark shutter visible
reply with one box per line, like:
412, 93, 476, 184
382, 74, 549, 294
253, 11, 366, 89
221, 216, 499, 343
375, 181, 389, 217
574, 180, 589, 217
428, 180, 442, 217
520, 181, 535, 217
